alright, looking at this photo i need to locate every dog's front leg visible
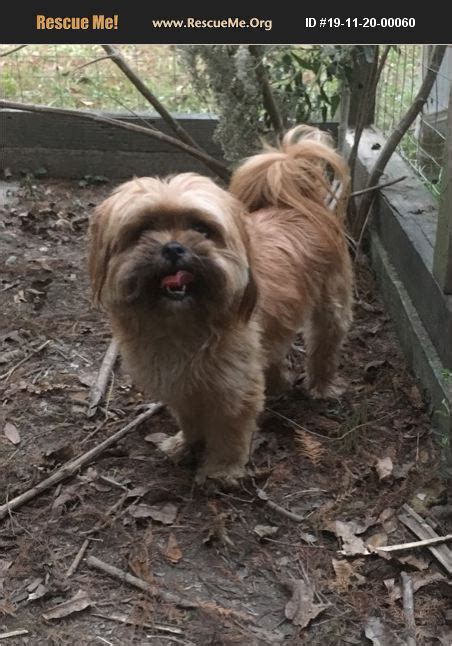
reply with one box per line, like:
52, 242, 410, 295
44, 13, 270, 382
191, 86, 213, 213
195, 407, 259, 487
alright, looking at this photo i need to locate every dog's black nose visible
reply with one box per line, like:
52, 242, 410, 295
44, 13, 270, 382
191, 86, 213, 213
161, 241, 186, 262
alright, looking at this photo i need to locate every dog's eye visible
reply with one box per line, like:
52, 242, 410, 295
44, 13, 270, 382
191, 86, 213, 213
191, 222, 211, 237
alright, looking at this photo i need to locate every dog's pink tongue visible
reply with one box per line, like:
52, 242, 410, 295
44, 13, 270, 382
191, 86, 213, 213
160, 270, 194, 289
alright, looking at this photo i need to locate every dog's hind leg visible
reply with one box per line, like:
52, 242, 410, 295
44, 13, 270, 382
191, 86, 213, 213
303, 286, 352, 399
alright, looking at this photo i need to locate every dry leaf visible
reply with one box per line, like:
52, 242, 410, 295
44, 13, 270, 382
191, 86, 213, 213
129, 503, 178, 525
375, 457, 393, 481
366, 532, 388, 550
385, 571, 445, 602
364, 616, 388, 646
332, 558, 366, 590
165, 533, 182, 564
254, 525, 279, 539
392, 461, 414, 480
396, 553, 430, 570
28, 583, 48, 602
378, 508, 398, 534
42, 590, 91, 620
408, 384, 424, 409
126, 485, 151, 498
3, 422, 20, 445
333, 520, 368, 556
144, 432, 169, 445
285, 579, 328, 628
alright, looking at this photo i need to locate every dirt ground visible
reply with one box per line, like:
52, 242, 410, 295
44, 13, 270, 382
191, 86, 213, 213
0, 177, 451, 646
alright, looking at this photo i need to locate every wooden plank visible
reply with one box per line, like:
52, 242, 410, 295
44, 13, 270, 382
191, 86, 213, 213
0, 147, 221, 180
347, 54, 376, 127
0, 111, 223, 155
433, 85, 452, 294
345, 129, 452, 369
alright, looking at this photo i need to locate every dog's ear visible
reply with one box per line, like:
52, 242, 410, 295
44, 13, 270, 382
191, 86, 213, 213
238, 268, 258, 322
88, 201, 111, 307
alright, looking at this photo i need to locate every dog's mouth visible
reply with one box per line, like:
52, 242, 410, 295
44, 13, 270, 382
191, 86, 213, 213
160, 270, 195, 301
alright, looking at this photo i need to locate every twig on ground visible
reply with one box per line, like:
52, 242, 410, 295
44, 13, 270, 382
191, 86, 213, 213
401, 572, 417, 646
376, 534, 452, 553
0, 403, 163, 520
0, 339, 50, 381
341, 533, 452, 557
98, 474, 129, 491
0, 100, 231, 181
350, 175, 407, 198
398, 504, 452, 575
82, 490, 130, 535
92, 612, 183, 634
87, 339, 119, 418
255, 487, 305, 522
0, 630, 29, 640
65, 539, 90, 578
87, 555, 252, 620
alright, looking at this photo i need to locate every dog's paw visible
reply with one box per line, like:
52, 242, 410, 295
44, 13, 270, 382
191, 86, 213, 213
307, 377, 346, 399
195, 462, 247, 489
158, 431, 193, 463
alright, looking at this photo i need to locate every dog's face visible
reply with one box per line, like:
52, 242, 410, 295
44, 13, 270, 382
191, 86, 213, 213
89, 174, 257, 322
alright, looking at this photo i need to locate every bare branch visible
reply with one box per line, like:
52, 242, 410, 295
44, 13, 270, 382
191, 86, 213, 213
0, 403, 163, 520
87, 339, 119, 418
87, 555, 253, 620
401, 572, 417, 646
102, 45, 202, 151
350, 175, 406, 198
0, 45, 27, 57
0, 100, 231, 181
249, 45, 285, 137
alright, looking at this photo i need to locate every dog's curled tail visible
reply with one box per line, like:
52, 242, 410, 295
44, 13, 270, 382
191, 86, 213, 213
229, 125, 350, 221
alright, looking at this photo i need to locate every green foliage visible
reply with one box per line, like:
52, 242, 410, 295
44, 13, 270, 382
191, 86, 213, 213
179, 45, 363, 160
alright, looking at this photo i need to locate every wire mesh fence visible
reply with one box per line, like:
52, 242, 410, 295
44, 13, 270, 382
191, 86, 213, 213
375, 45, 451, 197
0, 44, 207, 113
1, 44, 451, 198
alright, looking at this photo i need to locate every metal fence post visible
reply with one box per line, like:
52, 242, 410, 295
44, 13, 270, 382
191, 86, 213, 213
433, 83, 452, 294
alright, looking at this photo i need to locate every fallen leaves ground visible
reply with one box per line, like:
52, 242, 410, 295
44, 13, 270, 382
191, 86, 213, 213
0, 178, 451, 645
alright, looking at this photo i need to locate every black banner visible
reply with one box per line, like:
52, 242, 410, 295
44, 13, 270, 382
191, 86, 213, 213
0, 3, 449, 44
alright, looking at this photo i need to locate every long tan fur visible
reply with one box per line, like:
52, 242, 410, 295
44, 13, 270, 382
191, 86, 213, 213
230, 125, 353, 397
88, 125, 353, 487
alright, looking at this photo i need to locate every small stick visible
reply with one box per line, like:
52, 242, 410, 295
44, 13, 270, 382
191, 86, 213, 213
399, 504, 452, 575
87, 339, 119, 418
92, 612, 183, 634
0, 630, 29, 640
350, 175, 407, 198
401, 572, 417, 646
65, 539, 90, 578
87, 555, 201, 609
0, 403, 163, 520
0, 339, 50, 381
87, 556, 252, 621
376, 533, 452, 553
256, 487, 305, 522
82, 490, 130, 535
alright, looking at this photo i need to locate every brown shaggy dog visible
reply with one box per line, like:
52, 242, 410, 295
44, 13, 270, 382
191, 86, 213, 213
88, 126, 353, 485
